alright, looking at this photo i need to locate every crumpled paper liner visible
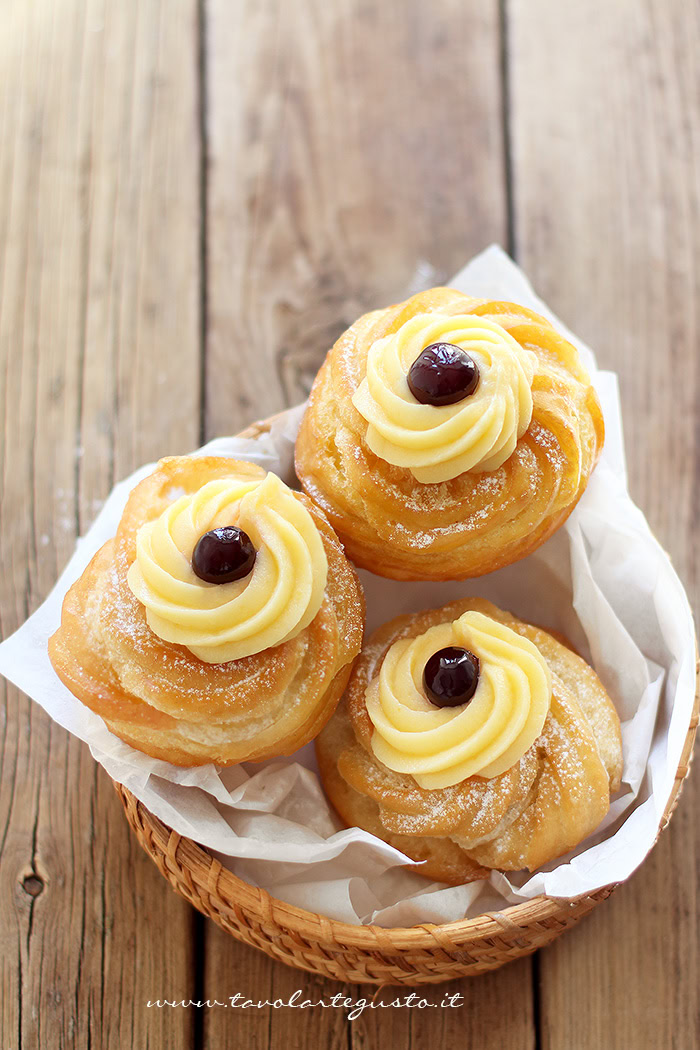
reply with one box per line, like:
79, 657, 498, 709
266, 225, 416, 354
0, 245, 695, 926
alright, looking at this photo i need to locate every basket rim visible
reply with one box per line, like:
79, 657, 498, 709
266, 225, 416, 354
117, 658, 696, 948
115, 413, 700, 949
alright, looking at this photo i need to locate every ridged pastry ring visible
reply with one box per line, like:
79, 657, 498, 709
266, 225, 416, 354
316, 598, 623, 883
295, 287, 605, 580
48, 456, 365, 767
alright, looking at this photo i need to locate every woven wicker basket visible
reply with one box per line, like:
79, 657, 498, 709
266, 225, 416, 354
115, 417, 699, 985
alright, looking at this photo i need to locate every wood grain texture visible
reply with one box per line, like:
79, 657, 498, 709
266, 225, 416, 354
348, 961, 536, 1050
204, 0, 508, 435
509, 1, 700, 1047
201, 2, 536, 1049
1, 0, 698, 1047
0, 1, 200, 1048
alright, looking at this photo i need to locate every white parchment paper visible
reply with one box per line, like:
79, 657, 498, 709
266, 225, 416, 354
0, 245, 695, 926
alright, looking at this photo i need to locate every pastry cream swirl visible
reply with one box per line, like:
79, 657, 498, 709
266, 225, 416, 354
366, 611, 551, 788
352, 313, 536, 483
127, 472, 328, 663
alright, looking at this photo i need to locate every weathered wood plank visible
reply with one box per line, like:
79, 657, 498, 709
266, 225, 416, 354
204, 0, 509, 434
509, 1, 700, 1047
6, 0, 696, 1045
349, 960, 537, 1050
202, 2, 537, 1049
0, 1, 201, 1047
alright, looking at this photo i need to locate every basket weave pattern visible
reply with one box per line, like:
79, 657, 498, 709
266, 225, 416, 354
116, 784, 616, 983
115, 417, 699, 985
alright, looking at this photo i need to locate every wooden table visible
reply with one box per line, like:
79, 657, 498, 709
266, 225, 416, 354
1, 2, 698, 1047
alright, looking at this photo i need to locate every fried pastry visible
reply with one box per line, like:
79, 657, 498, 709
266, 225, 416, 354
49, 456, 364, 766
295, 288, 604, 580
316, 598, 622, 884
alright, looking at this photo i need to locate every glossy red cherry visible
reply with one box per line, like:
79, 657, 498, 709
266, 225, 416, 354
407, 342, 480, 406
422, 646, 480, 707
192, 526, 256, 584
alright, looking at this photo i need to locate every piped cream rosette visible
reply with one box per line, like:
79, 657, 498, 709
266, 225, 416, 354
366, 610, 552, 788
127, 472, 328, 663
352, 313, 536, 483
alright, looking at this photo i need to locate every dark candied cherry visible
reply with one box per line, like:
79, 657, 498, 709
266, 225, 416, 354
407, 342, 480, 406
192, 526, 256, 584
422, 646, 480, 708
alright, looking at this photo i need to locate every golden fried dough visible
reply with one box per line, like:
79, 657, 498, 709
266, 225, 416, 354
49, 456, 364, 766
316, 598, 622, 884
295, 289, 604, 580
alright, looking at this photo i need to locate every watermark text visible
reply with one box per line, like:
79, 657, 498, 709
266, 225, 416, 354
147, 989, 465, 1021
